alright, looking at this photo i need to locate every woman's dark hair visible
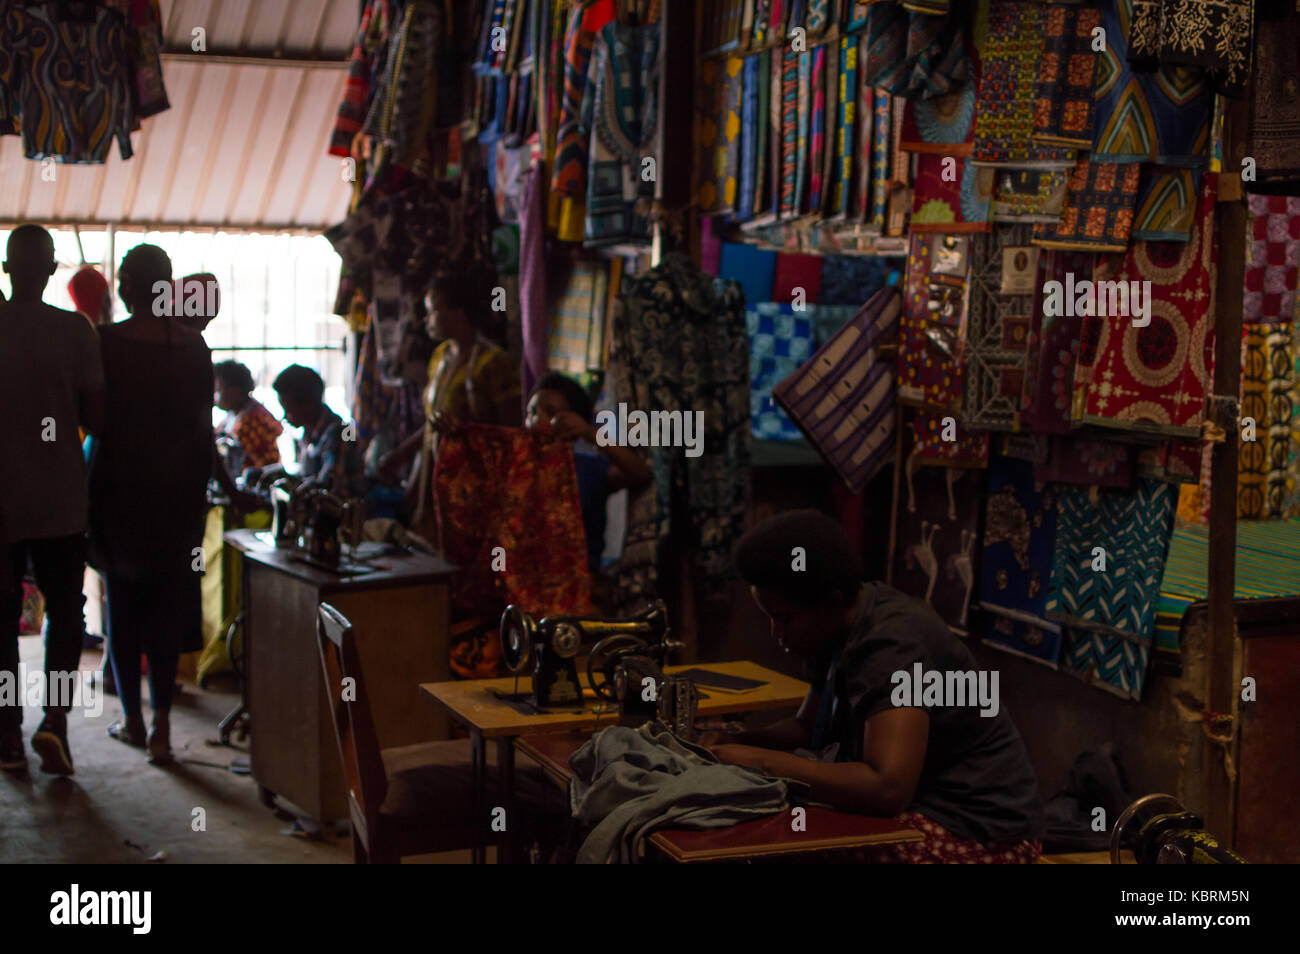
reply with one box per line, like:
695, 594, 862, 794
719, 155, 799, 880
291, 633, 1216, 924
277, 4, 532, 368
272, 364, 325, 408
214, 360, 255, 395
733, 509, 864, 607
429, 271, 478, 315
530, 371, 594, 423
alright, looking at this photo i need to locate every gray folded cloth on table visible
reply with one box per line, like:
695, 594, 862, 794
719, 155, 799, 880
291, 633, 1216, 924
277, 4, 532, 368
568, 721, 795, 864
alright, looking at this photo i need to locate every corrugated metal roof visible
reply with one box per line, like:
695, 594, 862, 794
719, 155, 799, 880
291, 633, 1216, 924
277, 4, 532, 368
0, 0, 360, 232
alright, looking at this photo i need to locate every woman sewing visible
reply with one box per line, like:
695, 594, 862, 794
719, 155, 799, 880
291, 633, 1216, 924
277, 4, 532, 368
379, 273, 522, 543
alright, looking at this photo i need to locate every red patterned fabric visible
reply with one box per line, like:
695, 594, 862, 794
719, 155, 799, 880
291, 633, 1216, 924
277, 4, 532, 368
1071, 173, 1217, 439
897, 234, 967, 414
860, 810, 1042, 864
225, 399, 283, 469
434, 423, 594, 621
1243, 195, 1300, 325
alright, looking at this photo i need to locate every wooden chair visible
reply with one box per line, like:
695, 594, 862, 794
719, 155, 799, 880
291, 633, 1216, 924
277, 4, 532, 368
316, 602, 487, 863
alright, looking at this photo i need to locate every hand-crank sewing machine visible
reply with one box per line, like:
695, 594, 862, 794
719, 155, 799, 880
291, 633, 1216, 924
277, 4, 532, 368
254, 475, 366, 570
1110, 794, 1245, 864
498, 600, 700, 735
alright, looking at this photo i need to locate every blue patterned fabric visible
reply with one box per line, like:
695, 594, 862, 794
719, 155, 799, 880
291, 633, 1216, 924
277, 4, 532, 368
738, 55, 760, 223
747, 303, 815, 441
719, 242, 777, 308
1046, 477, 1176, 699
818, 254, 893, 307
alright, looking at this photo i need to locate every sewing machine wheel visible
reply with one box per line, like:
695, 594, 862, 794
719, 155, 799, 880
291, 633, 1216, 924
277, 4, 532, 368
1110, 794, 1185, 864
551, 622, 582, 659
500, 605, 535, 675
587, 634, 646, 701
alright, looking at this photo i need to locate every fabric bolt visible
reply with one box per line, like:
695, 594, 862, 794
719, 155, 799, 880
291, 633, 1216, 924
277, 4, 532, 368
1071, 173, 1218, 439
606, 254, 751, 607
1032, 3, 1099, 149
552, 0, 616, 197
1128, 0, 1254, 99
434, 424, 593, 619
832, 35, 857, 218
807, 45, 829, 213
980, 455, 1063, 667
1034, 435, 1137, 487
738, 55, 761, 221
0, 2, 136, 162
860, 1, 970, 99
753, 49, 772, 216
569, 722, 794, 864
971, 0, 1075, 168
909, 406, 990, 465
897, 234, 966, 413
520, 161, 549, 396
890, 410, 985, 634
1244, 0, 1300, 195
910, 154, 995, 233
363, 0, 442, 165
819, 253, 893, 307
870, 88, 892, 228
991, 168, 1070, 223
1243, 195, 1300, 323
126, 0, 168, 120
1237, 323, 1289, 519
747, 303, 816, 440
1091, 0, 1211, 166
773, 252, 824, 304
794, 49, 812, 216
850, 56, 874, 220
581, 20, 660, 246
1132, 166, 1202, 241
900, 83, 976, 155
1021, 249, 1087, 433
1047, 478, 1177, 699
719, 242, 779, 307
772, 288, 901, 492
962, 226, 1036, 430
548, 258, 605, 375
1032, 158, 1141, 253
1266, 327, 1295, 518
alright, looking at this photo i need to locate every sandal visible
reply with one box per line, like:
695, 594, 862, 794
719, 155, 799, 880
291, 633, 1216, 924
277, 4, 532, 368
107, 720, 147, 748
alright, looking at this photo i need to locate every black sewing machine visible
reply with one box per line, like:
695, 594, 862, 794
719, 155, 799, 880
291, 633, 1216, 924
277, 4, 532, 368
261, 476, 366, 571
499, 600, 681, 710
1110, 794, 1245, 864
613, 655, 700, 740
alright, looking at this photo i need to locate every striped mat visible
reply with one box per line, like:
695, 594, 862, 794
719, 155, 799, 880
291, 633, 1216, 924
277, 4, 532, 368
1154, 518, 1300, 674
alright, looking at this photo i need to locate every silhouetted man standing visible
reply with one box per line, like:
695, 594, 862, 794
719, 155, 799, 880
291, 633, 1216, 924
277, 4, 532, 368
0, 225, 105, 775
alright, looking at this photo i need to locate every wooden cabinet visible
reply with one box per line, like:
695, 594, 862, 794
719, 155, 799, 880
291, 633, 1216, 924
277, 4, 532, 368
226, 530, 456, 824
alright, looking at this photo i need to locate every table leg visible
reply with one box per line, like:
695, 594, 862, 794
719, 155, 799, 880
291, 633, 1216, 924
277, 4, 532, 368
497, 737, 515, 864
471, 729, 486, 865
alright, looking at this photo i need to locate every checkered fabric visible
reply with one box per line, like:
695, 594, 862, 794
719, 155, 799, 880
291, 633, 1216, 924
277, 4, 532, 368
748, 302, 815, 441
1243, 195, 1300, 324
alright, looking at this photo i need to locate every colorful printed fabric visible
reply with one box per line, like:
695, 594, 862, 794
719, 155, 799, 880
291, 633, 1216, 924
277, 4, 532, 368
1048, 478, 1177, 700
860, 2, 971, 99
520, 161, 549, 396
221, 400, 283, 470
910, 407, 990, 465
1128, 0, 1254, 98
1238, 324, 1295, 519
1244, 0, 1300, 194
1032, 3, 1099, 148
910, 155, 995, 233
1267, 327, 1295, 518
870, 89, 892, 228
897, 233, 967, 412
719, 242, 778, 307
581, 21, 660, 246
738, 55, 760, 221
1131, 166, 1201, 241
1243, 195, 1300, 323
1021, 250, 1086, 433
606, 255, 751, 607
1035, 435, 1137, 487
851, 59, 874, 220
435, 424, 594, 620
1032, 158, 1141, 252
330, 2, 379, 156
890, 409, 984, 634
697, 54, 744, 214
778, 48, 799, 219
819, 254, 893, 307
1072, 173, 1218, 439
807, 45, 829, 213
772, 288, 901, 492
971, 0, 1074, 168
900, 84, 976, 156
991, 168, 1069, 223
832, 36, 857, 218
747, 303, 815, 441
794, 49, 812, 216
752, 49, 772, 217
849, 810, 1041, 864
963, 227, 1035, 430
0, 2, 135, 162
1092, 0, 1211, 166
980, 455, 1063, 667
547, 257, 606, 375
552, 0, 615, 197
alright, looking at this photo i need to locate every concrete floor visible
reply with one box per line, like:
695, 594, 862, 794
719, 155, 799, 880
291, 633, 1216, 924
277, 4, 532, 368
0, 635, 470, 864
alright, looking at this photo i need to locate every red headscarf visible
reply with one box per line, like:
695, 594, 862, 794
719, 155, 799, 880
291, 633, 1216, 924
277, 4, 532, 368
67, 266, 110, 324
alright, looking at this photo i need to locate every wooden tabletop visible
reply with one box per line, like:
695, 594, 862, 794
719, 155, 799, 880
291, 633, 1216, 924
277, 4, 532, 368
420, 660, 809, 738
225, 528, 457, 591
514, 731, 922, 862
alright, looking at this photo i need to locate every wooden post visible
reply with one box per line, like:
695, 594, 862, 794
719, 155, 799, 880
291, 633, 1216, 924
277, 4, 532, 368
1204, 95, 1249, 843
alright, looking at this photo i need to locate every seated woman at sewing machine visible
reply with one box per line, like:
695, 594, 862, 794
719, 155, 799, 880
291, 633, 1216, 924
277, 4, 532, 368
243, 365, 366, 500
711, 510, 1044, 863
524, 372, 652, 573
214, 360, 282, 470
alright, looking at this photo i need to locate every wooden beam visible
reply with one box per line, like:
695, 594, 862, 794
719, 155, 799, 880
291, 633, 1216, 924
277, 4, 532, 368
1205, 94, 1249, 845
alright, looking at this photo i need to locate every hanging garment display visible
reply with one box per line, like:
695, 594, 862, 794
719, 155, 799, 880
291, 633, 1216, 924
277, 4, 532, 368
1048, 478, 1177, 700
772, 287, 901, 492
1031, 3, 1100, 149
1091, 0, 1211, 166
962, 226, 1036, 431
979, 455, 1063, 667
547, 256, 608, 376
553, 0, 616, 197
434, 423, 594, 618
859, 1, 971, 99
889, 409, 984, 635
747, 303, 815, 441
607, 254, 751, 606
1070, 173, 1218, 439
909, 155, 995, 233
582, 20, 660, 246
971, 0, 1074, 168
1243, 195, 1300, 324
1131, 166, 1201, 242
1244, 0, 1300, 195
362, 0, 442, 165
1128, 0, 1254, 99
1032, 159, 1142, 253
